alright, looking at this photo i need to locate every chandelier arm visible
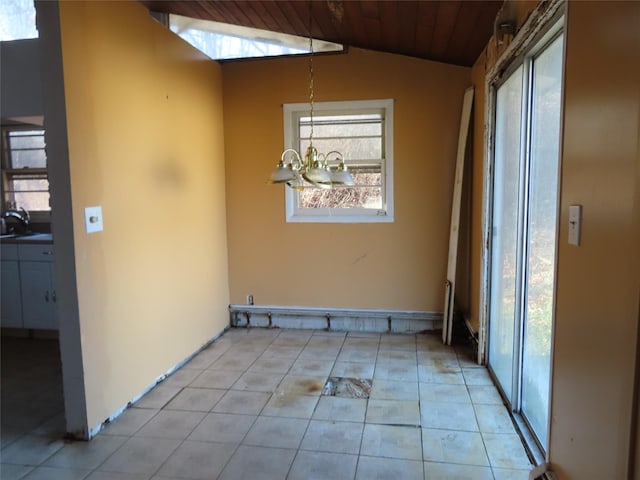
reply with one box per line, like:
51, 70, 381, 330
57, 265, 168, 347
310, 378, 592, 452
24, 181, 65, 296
281, 148, 303, 170
324, 151, 344, 163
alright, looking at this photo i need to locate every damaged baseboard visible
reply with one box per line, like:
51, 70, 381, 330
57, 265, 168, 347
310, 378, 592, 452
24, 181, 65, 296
87, 326, 230, 439
463, 314, 480, 362
529, 463, 557, 480
228, 305, 442, 333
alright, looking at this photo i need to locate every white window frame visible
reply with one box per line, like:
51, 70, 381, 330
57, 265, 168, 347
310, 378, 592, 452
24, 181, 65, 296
283, 98, 394, 223
1, 126, 51, 222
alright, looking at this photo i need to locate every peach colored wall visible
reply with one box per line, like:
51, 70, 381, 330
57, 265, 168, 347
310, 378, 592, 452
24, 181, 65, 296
222, 48, 470, 311
58, 1, 229, 430
549, 2, 640, 478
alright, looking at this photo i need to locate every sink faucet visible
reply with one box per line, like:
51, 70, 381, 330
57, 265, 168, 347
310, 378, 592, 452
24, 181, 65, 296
2, 207, 31, 232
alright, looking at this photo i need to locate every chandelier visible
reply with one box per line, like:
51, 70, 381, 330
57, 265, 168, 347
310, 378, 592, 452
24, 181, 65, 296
267, 4, 354, 190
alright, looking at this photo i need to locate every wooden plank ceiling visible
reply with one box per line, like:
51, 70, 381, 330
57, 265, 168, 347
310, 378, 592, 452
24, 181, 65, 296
140, 1, 503, 67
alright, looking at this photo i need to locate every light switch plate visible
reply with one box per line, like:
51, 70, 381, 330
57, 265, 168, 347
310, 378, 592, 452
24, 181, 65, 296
568, 204, 582, 246
85, 206, 103, 233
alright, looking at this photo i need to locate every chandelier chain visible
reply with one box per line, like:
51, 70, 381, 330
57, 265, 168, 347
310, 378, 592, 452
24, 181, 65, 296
267, 0, 354, 189
308, 1, 314, 147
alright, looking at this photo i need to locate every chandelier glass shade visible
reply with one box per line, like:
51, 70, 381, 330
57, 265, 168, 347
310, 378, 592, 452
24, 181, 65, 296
268, 147, 354, 190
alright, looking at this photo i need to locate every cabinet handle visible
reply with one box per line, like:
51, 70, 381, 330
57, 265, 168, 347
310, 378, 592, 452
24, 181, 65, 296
52, 291, 57, 303
45, 290, 50, 302
42, 251, 53, 255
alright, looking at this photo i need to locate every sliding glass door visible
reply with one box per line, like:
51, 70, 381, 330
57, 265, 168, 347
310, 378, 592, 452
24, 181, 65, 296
488, 65, 524, 403
520, 34, 563, 445
488, 30, 564, 451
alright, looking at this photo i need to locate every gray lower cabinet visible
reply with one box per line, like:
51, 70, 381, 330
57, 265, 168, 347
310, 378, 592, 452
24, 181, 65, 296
0, 243, 57, 330
1, 253, 23, 328
20, 260, 57, 330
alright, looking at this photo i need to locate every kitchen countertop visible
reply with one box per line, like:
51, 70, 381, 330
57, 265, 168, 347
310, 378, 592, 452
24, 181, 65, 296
0, 233, 54, 244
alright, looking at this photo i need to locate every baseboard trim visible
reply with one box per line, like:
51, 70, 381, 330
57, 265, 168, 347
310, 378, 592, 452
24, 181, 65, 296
228, 305, 442, 333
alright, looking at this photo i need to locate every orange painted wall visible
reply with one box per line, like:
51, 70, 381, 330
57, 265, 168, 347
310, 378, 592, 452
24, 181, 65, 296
222, 48, 470, 311
58, 1, 229, 430
549, 2, 640, 478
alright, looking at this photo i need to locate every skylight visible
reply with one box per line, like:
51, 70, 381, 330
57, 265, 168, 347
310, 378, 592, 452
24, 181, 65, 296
169, 14, 343, 61
0, 0, 38, 41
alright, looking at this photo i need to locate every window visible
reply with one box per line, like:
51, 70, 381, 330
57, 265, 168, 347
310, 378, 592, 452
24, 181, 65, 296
168, 14, 342, 61
284, 99, 394, 223
1, 127, 50, 215
0, 0, 38, 41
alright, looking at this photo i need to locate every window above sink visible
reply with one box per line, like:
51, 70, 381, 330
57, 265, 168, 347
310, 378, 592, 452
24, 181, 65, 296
1, 126, 51, 224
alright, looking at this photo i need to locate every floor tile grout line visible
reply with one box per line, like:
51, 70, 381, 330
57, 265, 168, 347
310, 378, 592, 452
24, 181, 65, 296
217, 328, 312, 479
119, 330, 266, 479
294, 330, 338, 459
208, 420, 253, 480
465, 377, 497, 473
214, 330, 285, 480
213, 332, 280, 476
270, 329, 313, 480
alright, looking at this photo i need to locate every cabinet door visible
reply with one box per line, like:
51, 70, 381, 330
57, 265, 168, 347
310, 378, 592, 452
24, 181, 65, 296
1, 260, 23, 328
20, 262, 57, 330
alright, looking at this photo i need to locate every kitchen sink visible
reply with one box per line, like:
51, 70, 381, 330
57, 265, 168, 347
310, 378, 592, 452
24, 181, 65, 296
0, 232, 53, 242
17, 233, 53, 241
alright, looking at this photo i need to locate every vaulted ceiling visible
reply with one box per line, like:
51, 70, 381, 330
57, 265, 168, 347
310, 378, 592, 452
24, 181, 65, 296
140, 1, 504, 67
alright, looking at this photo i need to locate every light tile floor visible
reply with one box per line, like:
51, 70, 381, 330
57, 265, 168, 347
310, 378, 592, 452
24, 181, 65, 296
1, 329, 533, 479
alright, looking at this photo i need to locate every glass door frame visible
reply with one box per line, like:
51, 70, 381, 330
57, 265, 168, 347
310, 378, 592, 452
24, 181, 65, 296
478, 1, 566, 463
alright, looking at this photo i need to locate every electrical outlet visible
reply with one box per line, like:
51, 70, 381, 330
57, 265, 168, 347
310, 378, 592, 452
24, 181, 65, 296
246, 294, 254, 305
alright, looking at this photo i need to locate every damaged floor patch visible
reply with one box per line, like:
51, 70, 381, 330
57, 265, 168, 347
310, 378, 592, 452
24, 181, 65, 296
322, 377, 372, 399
